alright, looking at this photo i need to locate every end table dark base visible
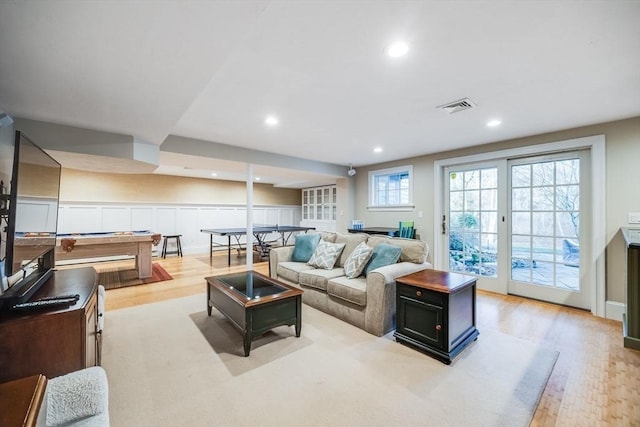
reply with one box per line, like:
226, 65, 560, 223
394, 329, 479, 365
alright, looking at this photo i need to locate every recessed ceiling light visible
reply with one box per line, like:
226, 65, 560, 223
387, 41, 409, 58
487, 119, 502, 127
210, 172, 217, 177
265, 115, 279, 126
255, 177, 261, 181
373, 147, 383, 153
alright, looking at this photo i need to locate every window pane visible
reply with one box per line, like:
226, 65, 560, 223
449, 212, 464, 231
481, 189, 498, 210
512, 235, 531, 258
481, 168, 498, 188
512, 165, 530, 187
532, 212, 554, 236
532, 236, 554, 262
464, 171, 480, 189
532, 162, 554, 186
481, 212, 497, 233
465, 190, 480, 210
512, 188, 530, 210
450, 171, 463, 191
531, 261, 554, 286
556, 159, 579, 185
532, 186, 554, 210
556, 185, 579, 211
556, 212, 579, 238
463, 212, 480, 231
512, 212, 531, 234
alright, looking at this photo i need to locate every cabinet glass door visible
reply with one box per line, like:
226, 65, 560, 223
332, 187, 337, 220
315, 189, 323, 220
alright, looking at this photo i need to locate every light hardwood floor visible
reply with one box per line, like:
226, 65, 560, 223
87, 252, 639, 426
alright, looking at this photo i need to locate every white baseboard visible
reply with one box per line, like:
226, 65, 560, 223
605, 301, 626, 322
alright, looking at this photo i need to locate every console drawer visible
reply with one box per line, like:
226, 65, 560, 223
397, 283, 443, 306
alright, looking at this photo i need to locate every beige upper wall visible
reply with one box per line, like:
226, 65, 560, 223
351, 117, 640, 304
59, 168, 301, 206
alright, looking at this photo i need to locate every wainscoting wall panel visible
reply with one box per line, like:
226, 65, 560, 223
102, 207, 129, 232
131, 207, 154, 230
57, 202, 302, 255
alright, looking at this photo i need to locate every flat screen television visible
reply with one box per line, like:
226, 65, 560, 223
0, 131, 61, 305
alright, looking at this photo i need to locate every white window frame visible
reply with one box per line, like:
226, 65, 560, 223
367, 165, 414, 211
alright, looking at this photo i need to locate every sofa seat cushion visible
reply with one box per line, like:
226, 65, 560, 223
327, 276, 367, 307
277, 261, 316, 283
299, 268, 345, 292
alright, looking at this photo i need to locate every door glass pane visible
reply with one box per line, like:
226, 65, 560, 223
448, 167, 498, 277
510, 158, 580, 290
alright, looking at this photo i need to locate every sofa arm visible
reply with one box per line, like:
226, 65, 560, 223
364, 262, 432, 336
371, 261, 432, 284
269, 246, 295, 278
46, 366, 109, 427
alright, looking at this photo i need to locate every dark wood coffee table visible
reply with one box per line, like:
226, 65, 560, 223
205, 271, 303, 356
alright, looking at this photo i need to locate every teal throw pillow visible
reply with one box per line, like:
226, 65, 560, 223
364, 243, 402, 276
291, 233, 321, 262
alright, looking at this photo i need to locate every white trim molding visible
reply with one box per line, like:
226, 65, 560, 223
605, 301, 626, 322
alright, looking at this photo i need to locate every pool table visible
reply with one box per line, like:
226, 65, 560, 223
55, 231, 162, 278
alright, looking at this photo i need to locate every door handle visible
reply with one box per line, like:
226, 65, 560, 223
441, 215, 447, 235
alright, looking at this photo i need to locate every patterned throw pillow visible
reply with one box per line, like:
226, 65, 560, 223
364, 243, 402, 276
343, 242, 374, 278
307, 240, 346, 270
291, 234, 321, 262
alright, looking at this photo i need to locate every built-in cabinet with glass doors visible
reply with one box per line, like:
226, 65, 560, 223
301, 185, 336, 231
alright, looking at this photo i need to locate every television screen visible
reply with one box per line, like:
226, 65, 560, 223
5, 131, 61, 277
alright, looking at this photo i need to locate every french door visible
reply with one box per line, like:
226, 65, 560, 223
444, 150, 591, 310
507, 151, 590, 309
444, 162, 507, 293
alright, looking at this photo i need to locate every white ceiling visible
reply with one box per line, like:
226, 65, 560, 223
1, 1, 639, 187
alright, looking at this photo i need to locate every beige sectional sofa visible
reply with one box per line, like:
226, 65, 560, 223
269, 231, 431, 336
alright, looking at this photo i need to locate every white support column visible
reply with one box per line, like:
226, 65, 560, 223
246, 164, 253, 271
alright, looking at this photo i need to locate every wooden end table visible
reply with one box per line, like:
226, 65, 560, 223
394, 269, 479, 364
205, 270, 303, 356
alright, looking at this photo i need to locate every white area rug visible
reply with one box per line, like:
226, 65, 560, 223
102, 294, 558, 427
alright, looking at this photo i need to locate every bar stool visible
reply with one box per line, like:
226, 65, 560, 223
162, 234, 183, 258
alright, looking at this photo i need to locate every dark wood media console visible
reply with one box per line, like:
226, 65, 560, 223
0, 267, 100, 383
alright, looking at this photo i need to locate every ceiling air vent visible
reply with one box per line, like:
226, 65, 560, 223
436, 98, 477, 114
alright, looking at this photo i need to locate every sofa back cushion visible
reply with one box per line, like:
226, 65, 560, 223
367, 235, 428, 263
291, 233, 321, 262
364, 243, 402, 276
334, 232, 369, 267
309, 230, 337, 243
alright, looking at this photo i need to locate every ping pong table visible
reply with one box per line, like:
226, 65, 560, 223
201, 225, 316, 265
